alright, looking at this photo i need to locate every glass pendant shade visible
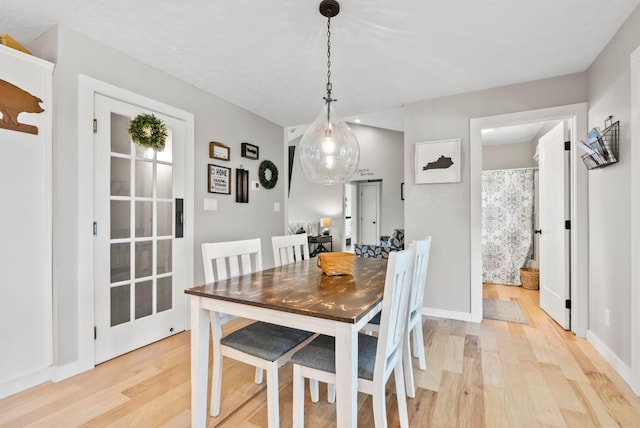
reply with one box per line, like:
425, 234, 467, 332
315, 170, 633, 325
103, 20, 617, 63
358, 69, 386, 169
298, 102, 360, 184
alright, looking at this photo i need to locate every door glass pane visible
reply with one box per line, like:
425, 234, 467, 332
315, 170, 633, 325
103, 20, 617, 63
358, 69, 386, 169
157, 276, 172, 312
111, 284, 130, 326
135, 161, 154, 198
134, 143, 157, 160
157, 164, 173, 199
111, 113, 132, 155
111, 157, 130, 196
135, 241, 153, 278
156, 128, 173, 163
135, 201, 153, 237
157, 239, 172, 274
111, 201, 130, 239
157, 202, 172, 237
135, 281, 153, 319
110, 243, 130, 282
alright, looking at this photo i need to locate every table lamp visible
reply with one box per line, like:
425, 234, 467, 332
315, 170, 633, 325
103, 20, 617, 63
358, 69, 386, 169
320, 217, 331, 235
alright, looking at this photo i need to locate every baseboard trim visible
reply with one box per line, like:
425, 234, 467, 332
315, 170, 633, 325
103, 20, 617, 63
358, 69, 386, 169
586, 329, 638, 395
50, 360, 94, 382
0, 367, 51, 400
422, 306, 476, 323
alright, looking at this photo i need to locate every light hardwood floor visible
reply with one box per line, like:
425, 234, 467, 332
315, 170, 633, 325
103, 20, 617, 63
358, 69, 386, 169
2, 283, 640, 427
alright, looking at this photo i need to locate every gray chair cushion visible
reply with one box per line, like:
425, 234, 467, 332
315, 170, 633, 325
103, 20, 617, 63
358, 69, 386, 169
221, 322, 314, 362
291, 333, 378, 381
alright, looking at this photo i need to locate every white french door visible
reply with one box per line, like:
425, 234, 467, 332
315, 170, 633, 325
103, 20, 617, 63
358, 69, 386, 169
93, 94, 186, 364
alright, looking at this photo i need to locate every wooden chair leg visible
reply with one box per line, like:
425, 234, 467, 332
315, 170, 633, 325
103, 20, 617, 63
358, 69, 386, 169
372, 379, 387, 427
292, 365, 305, 428
413, 320, 427, 371
310, 379, 320, 403
210, 349, 223, 416
403, 329, 416, 398
265, 364, 279, 428
327, 383, 336, 403
394, 360, 410, 428
255, 367, 264, 384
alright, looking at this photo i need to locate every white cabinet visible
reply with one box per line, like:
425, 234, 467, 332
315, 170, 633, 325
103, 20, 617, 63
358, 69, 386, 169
0, 45, 54, 398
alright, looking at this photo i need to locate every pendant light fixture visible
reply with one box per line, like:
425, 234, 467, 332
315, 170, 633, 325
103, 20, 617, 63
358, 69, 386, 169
298, 0, 360, 185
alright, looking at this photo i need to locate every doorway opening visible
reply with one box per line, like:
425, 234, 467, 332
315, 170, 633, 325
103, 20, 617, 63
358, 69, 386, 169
342, 180, 382, 251
480, 120, 570, 327
470, 103, 588, 337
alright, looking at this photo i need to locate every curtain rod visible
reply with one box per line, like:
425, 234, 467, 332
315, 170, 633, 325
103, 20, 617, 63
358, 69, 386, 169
482, 166, 539, 172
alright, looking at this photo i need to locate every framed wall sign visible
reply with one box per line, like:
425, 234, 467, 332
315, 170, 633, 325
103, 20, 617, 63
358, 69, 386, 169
208, 164, 231, 194
209, 141, 230, 161
415, 138, 461, 184
241, 142, 259, 160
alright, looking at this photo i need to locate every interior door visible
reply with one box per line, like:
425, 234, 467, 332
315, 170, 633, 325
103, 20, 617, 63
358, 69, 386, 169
359, 182, 380, 244
94, 94, 186, 364
538, 121, 571, 329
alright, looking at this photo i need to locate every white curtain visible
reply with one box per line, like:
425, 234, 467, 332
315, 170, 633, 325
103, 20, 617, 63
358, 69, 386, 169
482, 168, 535, 286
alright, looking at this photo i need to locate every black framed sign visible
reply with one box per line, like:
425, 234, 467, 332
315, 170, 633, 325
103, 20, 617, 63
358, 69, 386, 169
241, 142, 259, 160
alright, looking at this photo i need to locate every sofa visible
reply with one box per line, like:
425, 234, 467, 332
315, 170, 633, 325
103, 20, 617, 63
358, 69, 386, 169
354, 228, 405, 259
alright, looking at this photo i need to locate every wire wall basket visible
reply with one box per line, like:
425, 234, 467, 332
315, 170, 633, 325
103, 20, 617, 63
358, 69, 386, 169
579, 116, 619, 170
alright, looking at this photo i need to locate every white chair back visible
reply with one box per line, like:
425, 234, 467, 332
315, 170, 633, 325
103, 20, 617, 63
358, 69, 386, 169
271, 233, 310, 267
409, 237, 431, 316
201, 238, 263, 283
374, 248, 415, 381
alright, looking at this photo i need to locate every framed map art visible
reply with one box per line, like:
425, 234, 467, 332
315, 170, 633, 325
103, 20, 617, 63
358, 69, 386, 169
415, 138, 461, 184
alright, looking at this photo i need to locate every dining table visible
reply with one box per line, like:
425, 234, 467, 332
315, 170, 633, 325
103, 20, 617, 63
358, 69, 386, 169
185, 256, 388, 428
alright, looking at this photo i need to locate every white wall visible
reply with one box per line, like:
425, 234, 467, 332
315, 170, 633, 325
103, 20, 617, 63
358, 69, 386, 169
404, 73, 587, 314
288, 123, 404, 250
586, 5, 640, 369
29, 26, 285, 369
482, 141, 537, 171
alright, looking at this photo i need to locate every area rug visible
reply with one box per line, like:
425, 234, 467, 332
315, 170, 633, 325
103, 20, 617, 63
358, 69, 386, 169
482, 298, 528, 324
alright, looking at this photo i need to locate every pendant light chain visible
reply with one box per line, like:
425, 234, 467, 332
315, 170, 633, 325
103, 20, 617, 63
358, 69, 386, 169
326, 16, 332, 101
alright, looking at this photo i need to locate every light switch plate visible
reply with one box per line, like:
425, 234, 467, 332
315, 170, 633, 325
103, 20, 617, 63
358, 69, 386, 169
274, 202, 280, 212
204, 198, 217, 211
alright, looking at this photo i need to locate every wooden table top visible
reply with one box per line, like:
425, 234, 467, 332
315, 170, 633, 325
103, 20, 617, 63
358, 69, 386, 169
185, 257, 387, 323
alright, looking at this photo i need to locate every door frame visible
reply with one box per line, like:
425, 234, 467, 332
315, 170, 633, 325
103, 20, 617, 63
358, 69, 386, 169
629, 45, 640, 395
470, 103, 588, 337
77, 75, 194, 370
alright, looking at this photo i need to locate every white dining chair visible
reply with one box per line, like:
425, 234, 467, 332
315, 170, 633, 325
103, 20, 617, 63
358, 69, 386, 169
271, 233, 310, 267
202, 238, 315, 428
272, 232, 329, 402
364, 237, 432, 398
290, 248, 415, 428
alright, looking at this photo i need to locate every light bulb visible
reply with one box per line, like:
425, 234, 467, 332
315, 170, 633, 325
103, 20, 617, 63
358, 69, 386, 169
322, 135, 335, 154
298, 102, 360, 185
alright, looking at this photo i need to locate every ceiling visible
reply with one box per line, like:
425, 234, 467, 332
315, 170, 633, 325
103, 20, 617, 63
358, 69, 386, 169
482, 121, 560, 146
1, 1, 638, 131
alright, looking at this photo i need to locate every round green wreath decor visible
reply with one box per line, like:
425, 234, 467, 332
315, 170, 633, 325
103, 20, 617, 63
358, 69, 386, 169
259, 160, 278, 189
128, 113, 168, 151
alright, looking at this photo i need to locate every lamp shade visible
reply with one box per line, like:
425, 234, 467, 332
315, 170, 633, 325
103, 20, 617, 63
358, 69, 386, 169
320, 217, 331, 228
298, 102, 360, 185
